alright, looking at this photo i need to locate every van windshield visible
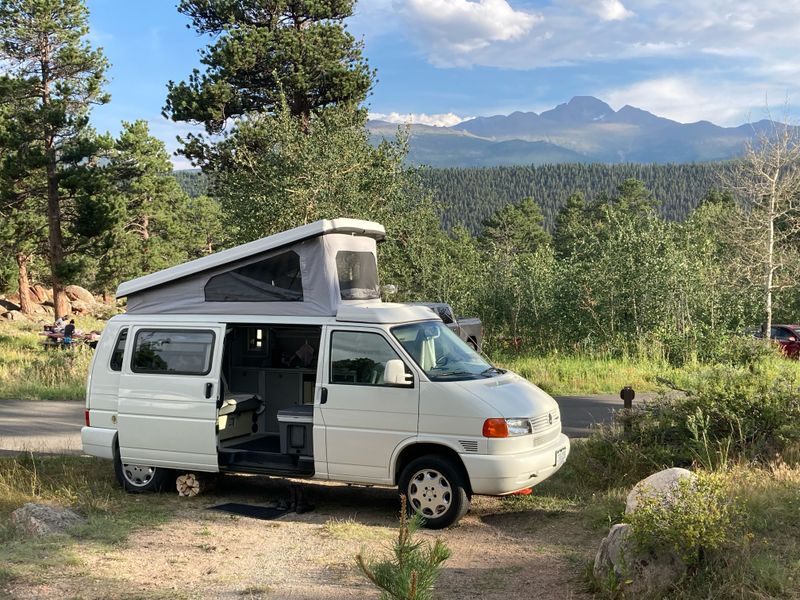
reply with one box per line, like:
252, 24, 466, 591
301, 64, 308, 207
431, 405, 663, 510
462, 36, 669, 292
391, 321, 500, 381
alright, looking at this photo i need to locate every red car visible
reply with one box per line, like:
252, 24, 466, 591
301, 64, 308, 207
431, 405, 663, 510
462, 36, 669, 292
754, 324, 800, 358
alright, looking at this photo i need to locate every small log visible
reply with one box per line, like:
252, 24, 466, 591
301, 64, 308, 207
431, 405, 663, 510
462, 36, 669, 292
176, 473, 200, 497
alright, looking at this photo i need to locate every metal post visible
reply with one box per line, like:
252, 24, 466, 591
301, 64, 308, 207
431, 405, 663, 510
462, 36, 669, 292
620, 386, 635, 436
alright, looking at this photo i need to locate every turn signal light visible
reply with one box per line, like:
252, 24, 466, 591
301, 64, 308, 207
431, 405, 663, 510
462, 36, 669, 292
482, 418, 509, 438
84, 410, 90, 427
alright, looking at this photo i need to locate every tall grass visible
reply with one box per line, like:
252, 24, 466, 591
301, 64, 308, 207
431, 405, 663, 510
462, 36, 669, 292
495, 353, 678, 395
0, 320, 103, 401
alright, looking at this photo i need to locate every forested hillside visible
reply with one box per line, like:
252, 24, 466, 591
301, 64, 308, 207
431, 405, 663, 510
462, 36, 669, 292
174, 162, 725, 233
419, 162, 724, 232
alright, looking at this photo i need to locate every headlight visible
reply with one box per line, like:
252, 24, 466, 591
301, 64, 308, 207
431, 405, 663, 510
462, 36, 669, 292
506, 418, 532, 436
483, 418, 533, 438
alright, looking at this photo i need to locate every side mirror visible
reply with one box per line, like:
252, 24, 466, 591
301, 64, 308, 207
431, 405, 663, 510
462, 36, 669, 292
385, 359, 413, 386
789, 337, 797, 343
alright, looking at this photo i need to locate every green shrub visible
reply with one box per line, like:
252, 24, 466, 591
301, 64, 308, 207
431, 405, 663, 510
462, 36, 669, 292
356, 496, 451, 600
626, 471, 738, 566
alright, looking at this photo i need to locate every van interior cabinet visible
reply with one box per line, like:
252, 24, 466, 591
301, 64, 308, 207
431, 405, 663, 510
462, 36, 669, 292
264, 370, 305, 432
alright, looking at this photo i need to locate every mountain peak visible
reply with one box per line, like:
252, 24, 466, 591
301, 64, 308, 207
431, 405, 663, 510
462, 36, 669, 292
540, 96, 614, 123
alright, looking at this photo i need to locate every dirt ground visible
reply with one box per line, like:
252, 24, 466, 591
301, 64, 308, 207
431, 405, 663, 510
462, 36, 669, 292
5, 474, 598, 600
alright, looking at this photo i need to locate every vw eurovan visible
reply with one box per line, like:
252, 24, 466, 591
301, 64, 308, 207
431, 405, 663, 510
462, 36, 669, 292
82, 218, 569, 528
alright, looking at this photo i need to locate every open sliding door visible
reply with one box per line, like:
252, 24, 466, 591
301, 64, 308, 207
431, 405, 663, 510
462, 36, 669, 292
117, 324, 226, 471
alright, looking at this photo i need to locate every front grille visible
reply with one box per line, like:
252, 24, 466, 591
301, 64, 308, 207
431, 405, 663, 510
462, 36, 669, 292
531, 410, 561, 448
459, 440, 479, 453
530, 410, 560, 433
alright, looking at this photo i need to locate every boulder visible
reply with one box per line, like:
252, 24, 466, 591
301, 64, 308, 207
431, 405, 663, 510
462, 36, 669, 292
11, 503, 85, 536
65, 285, 95, 305
70, 299, 93, 315
30, 285, 52, 304
7, 292, 20, 304
3, 310, 28, 321
0, 298, 21, 312
626, 467, 696, 514
594, 523, 686, 597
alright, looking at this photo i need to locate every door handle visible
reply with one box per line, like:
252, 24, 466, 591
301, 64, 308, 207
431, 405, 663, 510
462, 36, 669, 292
320, 387, 328, 404
205, 382, 214, 399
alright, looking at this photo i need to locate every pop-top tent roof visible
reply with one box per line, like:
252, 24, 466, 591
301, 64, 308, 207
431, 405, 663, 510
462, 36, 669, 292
116, 218, 386, 317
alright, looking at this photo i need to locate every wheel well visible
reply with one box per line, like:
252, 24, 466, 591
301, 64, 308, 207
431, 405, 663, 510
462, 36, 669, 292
394, 443, 472, 494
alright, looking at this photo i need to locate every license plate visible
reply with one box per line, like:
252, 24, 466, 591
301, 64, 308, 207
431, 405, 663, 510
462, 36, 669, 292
555, 447, 567, 467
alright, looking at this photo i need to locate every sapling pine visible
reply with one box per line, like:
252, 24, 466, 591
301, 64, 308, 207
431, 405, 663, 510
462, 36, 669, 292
357, 496, 451, 600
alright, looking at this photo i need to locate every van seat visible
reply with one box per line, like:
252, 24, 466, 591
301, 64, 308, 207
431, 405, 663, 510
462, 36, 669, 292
218, 394, 263, 416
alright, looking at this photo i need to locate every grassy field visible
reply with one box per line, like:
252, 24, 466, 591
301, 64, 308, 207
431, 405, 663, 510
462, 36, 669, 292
0, 319, 102, 401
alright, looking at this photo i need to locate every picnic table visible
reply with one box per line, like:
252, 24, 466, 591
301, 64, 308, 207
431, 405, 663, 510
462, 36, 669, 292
39, 330, 100, 350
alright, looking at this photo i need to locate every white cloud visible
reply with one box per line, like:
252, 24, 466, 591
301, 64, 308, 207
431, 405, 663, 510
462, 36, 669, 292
596, 0, 633, 21
394, 0, 541, 62
370, 111, 469, 127
603, 76, 775, 125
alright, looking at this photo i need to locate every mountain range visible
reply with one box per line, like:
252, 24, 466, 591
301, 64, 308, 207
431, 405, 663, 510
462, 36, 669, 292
368, 96, 780, 167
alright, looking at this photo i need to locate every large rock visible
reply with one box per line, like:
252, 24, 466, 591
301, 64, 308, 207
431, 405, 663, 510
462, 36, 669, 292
0, 298, 21, 313
70, 299, 94, 315
594, 523, 686, 597
3, 310, 28, 321
65, 285, 95, 305
30, 285, 52, 304
11, 503, 85, 536
626, 467, 696, 515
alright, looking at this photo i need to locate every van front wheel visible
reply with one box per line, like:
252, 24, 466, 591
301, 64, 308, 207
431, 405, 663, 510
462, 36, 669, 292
114, 452, 171, 493
399, 455, 470, 529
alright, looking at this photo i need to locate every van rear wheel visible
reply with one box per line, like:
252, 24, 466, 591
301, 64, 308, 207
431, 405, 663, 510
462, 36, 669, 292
114, 451, 171, 493
399, 455, 470, 529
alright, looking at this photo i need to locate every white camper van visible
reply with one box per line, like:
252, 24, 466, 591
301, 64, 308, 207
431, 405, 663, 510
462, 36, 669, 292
82, 218, 569, 528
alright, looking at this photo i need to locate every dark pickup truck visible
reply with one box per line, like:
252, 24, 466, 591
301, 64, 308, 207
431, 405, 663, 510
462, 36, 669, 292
412, 302, 483, 350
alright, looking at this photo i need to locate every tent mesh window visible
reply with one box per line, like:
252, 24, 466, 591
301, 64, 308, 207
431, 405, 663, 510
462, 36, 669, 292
204, 251, 304, 302
336, 251, 379, 300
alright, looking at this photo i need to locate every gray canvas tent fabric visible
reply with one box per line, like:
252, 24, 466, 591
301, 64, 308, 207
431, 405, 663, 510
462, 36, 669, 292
123, 233, 379, 316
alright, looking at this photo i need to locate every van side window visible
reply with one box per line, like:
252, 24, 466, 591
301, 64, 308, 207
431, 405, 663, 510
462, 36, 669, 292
131, 330, 215, 375
330, 331, 405, 386
336, 251, 379, 300
204, 251, 303, 302
109, 328, 128, 372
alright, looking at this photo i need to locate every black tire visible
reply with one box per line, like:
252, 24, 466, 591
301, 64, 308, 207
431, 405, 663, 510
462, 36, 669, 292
114, 447, 172, 493
398, 455, 470, 529
467, 338, 479, 351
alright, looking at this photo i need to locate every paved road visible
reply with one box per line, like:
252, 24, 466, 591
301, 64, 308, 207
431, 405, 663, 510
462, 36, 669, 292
0, 394, 632, 454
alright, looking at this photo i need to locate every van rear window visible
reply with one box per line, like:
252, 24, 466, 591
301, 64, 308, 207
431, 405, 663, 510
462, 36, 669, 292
109, 328, 128, 371
131, 330, 215, 375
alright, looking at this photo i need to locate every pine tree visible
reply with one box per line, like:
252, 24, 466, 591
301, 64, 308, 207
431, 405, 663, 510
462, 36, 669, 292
0, 0, 109, 316
164, 0, 373, 165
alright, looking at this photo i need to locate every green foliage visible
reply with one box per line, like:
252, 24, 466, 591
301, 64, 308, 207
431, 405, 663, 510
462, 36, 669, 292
627, 472, 737, 566
0, 0, 109, 313
357, 496, 451, 600
73, 121, 224, 293
421, 163, 726, 233
165, 0, 373, 164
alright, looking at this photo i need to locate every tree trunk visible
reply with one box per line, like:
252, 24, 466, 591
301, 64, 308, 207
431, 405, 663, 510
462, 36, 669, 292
46, 149, 70, 317
764, 187, 777, 337
40, 48, 70, 318
16, 253, 34, 315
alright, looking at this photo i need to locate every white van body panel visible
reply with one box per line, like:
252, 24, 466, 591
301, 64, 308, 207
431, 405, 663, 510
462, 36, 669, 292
116, 323, 226, 471
319, 325, 420, 483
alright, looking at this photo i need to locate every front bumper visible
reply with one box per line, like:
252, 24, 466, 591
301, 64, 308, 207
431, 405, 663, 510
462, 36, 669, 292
460, 433, 570, 495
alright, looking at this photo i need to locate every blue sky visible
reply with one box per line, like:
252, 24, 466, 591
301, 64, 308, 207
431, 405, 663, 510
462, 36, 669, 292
86, 0, 800, 167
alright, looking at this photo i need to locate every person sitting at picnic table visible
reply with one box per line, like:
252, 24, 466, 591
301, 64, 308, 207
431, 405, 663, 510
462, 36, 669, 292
53, 315, 69, 332
63, 319, 76, 347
